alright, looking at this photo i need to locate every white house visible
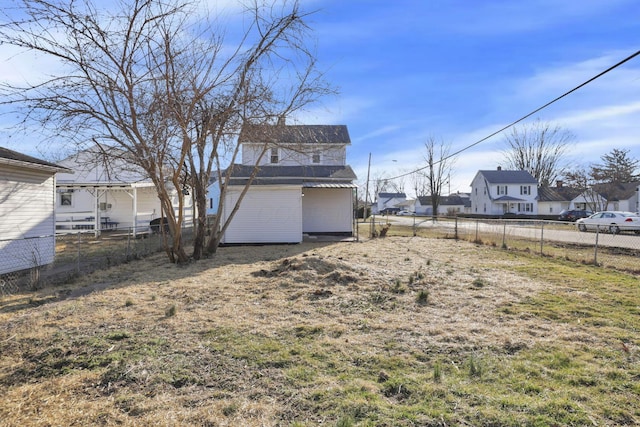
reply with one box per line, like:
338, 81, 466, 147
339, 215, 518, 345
374, 192, 407, 215
470, 168, 538, 215
537, 181, 582, 216
221, 123, 357, 244
414, 193, 469, 216
55, 147, 193, 236
0, 146, 70, 275
572, 181, 640, 213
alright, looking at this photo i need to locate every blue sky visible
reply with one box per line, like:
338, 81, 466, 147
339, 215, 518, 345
2, 0, 640, 197
297, 0, 640, 196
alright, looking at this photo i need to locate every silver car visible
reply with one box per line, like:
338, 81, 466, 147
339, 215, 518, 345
576, 211, 640, 234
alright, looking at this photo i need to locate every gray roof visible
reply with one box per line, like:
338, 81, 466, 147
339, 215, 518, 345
592, 181, 640, 201
378, 192, 406, 198
238, 124, 351, 145
0, 146, 70, 172
537, 186, 582, 202
477, 170, 538, 184
225, 164, 357, 185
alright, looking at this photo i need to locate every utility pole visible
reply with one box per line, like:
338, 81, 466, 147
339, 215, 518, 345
363, 153, 371, 220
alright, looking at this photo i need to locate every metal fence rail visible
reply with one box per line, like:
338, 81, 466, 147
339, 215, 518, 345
0, 228, 191, 295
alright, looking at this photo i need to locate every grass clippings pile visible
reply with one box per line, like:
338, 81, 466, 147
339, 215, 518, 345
0, 236, 639, 426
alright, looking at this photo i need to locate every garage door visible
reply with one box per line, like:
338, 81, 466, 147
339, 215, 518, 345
222, 186, 302, 243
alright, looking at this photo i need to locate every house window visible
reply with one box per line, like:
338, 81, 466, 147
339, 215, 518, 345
475, 188, 478, 195
270, 148, 279, 164
60, 192, 73, 206
520, 185, 531, 195
312, 151, 321, 164
497, 185, 508, 195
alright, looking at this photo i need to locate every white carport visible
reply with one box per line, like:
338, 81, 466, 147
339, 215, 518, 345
302, 183, 357, 235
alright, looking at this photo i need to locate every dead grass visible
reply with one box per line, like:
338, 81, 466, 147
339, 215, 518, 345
1, 236, 639, 426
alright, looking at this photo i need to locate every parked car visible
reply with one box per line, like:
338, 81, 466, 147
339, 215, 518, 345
558, 209, 593, 222
396, 210, 414, 216
379, 207, 400, 215
575, 211, 640, 234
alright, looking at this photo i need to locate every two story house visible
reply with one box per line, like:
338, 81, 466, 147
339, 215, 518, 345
221, 123, 357, 244
375, 192, 407, 215
470, 168, 538, 215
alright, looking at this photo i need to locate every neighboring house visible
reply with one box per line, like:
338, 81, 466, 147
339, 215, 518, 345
0, 146, 70, 275
55, 147, 193, 236
537, 181, 582, 216
572, 181, 640, 213
375, 192, 407, 214
221, 123, 357, 244
415, 193, 468, 216
470, 168, 538, 215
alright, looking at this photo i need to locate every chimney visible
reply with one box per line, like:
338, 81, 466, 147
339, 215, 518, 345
556, 180, 563, 188
497, 166, 502, 171
277, 116, 286, 126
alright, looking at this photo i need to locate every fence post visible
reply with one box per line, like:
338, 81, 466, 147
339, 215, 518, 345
502, 222, 507, 248
127, 227, 132, 261
594, 226, 599, 265
413, 214, 417, 236
540, 222, 544, 255
454, 216, 459, 240
76, 232, 81, 274
475, 219, 479, 243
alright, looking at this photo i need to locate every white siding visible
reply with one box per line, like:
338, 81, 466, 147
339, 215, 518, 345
0, 164, 56, 273
302, 188, 352, 233
241, 143, 346, 166
222, 186, 302, 243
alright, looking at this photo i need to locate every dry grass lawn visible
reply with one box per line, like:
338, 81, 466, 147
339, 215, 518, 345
1, 236, 639, 426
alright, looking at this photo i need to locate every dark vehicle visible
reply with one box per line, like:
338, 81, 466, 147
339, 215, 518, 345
558, 209, 593, 222
379, 207, 400, 215
150, 217, 170, 234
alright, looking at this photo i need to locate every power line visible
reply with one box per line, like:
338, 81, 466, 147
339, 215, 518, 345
382, 48, 640, 182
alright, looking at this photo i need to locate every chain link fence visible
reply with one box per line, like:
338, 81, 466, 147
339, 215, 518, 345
0, 227, 195, 296
369, 215, 640, 273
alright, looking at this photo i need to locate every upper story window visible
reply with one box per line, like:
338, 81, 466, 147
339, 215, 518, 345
270, 148, 279, 164
312, 151, 321, 164
520, 185, 531, 195
497, 185, 508, 195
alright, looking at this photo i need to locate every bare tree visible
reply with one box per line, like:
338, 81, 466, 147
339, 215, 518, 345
501, 119, 575, 187
410, 171, 429, 198
0, 0, 331, 262
387, 174, 406, 194
423, 137, 455, 218
563, 168, 608, 211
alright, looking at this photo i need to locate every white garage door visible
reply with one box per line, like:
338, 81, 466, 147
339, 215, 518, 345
222, 186, 302, 243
